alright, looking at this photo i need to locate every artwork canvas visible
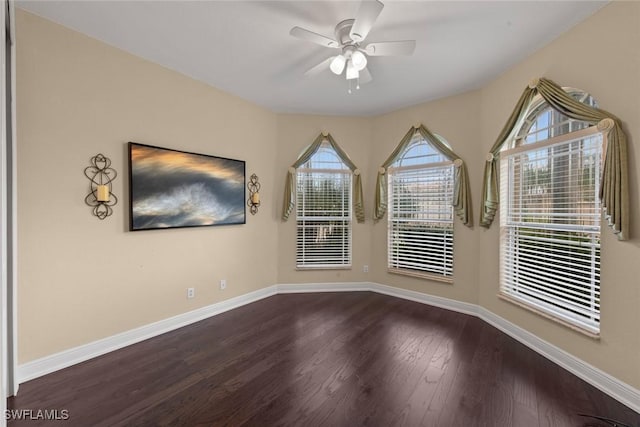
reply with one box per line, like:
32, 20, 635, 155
128, 142, 246, 231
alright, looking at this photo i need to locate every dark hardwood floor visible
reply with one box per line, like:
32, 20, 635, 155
8, 292, 640, 426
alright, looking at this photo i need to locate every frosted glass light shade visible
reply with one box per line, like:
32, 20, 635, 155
351, 50, 367, 71
346, 61, 359, 80
330, 55, 346, 75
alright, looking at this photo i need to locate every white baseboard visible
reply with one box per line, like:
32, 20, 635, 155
477, 307, 640, 414
17, 281, 639, 414
17, 285, 278, 383
277, 282, 371, 293
278, 281, 639, 413
370, 282, 479, 317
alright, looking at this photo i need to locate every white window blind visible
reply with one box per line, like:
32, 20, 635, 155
500, 131, 602, 333
388, 137, 454, 279
296, 144, 352, 268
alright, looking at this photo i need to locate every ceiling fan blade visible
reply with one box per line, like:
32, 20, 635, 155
290, 27, 340, 48
364, 40, 416, 56
304, 57, 335, 76
349, 0, 384, 43
360, 67, 373, 84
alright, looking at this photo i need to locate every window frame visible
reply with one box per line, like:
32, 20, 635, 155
295, 143, 353, 270
499, 91, 604, 336
386, 134, 455, 282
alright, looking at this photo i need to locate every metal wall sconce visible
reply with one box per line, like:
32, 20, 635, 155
247, 173, 260, 215
84, 153, 117, 220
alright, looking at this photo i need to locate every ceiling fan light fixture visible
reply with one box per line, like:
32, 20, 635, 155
290, 0, 416, 91
329, 55, 346, 75
351, 50, 367, 71
346, 60, 359, 80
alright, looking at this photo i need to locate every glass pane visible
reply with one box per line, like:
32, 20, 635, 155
515, 91, 597, 147
393, 137, 448, 167
501, 132, 602, 332
296, 172, 350, 218
301, 143, 349, 170
296, 142, 352, 268
388, 163, 454, 276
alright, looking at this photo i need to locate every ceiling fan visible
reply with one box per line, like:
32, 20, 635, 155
289, 0, 416, 92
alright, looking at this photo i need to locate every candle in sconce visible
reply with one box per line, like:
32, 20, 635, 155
96, 185, 110, 202
251, 192, 260, 205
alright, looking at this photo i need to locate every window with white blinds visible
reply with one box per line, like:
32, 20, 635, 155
296, 143, 352, 268
388, 136, 454, 280
500, 91, 603, 334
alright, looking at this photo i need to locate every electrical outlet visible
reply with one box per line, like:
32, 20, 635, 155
187, 287, 195, 299
220, 279, 227, 290
363, 265, 369, 273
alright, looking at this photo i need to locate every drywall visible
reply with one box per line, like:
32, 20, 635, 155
16, 10, 279, 363
364, 1, 640, 390
477, 1, 640, 389
363, 1, 640, 390
16, 1, 640, 393
275, 114, 374, 284
369, 90, 483, 305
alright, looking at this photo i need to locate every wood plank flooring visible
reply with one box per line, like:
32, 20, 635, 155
8, 292, 640, 426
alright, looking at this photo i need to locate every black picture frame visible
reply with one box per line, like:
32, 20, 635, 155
128, 142, 246, 231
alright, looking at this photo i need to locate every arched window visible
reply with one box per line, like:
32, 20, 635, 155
296, 142, 352, 268
387, 133, 454, 280
512, 89, 597, 147
499, 89, 602, 334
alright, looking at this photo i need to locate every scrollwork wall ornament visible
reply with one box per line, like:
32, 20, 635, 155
84, 154, 117, 220
247, 173, 261, 215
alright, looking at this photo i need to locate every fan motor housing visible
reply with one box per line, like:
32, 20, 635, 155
334, 19, 357, 46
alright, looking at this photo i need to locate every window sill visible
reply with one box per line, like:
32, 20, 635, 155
387, 268, 453, 284
296, 266, 352, 271
498, 292, 600, 340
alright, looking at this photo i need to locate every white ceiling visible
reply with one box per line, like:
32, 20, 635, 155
18, 1, 606, 116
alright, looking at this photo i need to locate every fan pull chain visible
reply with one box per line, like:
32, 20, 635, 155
347, 78, 361, 94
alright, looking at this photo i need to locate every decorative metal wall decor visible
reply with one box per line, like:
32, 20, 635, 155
84, 153, 118, 220
247, 174, 261, 215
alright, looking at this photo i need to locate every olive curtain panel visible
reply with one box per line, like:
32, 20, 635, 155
373, 124, 473, 227
282, 132, 365, 223
479, 77, 629, 240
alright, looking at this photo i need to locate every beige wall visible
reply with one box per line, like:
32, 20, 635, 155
275, 115, 373, 284
365, 1, 640, 389
369, 91, 483, 304
16, 10, 279, 363
16, 2, 640, 391
477, 1, 640, 389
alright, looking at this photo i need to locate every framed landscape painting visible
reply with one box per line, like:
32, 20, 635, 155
128, 142, 246, 231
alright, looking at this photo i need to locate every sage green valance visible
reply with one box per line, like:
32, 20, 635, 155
480, 77, 629, 241
373, 124, 473, 227
282, 132, 365, 223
